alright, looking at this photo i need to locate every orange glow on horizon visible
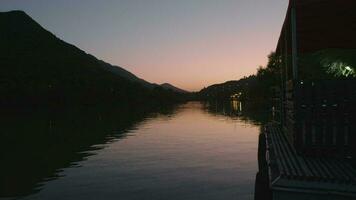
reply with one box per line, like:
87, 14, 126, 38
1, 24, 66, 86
2, 0, 289, 91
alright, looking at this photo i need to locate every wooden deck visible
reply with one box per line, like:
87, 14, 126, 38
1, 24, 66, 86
264, 123, 356, 198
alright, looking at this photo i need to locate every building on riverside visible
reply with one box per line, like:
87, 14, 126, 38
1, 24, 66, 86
262, 0, 356, 199
275, 0, 356, 159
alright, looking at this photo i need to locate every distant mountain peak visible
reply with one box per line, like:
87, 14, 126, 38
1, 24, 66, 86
1, 10, 190, 107
160, 83, 188, 93
0, 10, 40, 26
1, 10, 27, 16
0, 10, 155, 87
3, 10, 21, 14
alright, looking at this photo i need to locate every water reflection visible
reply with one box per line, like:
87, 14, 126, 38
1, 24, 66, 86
231, 99, 242, 114
0, 105, 177, 198
202, 100, 270, 125
1, 102, 266, 200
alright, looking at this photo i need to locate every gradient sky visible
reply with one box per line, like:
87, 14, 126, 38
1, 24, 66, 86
1, 0, 288, 91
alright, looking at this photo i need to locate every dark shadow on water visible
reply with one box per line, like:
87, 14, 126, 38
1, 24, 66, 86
201, 100, 271, 125
201, 100, 272, 200
0, 104, 179, 198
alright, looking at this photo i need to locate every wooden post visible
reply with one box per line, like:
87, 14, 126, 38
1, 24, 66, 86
291, 0, 298, 80
290, 0, 300, 153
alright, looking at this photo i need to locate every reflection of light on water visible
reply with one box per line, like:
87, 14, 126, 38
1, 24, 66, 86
231, 100, 242, 113
25, 101, 260, 199
232, 100, 238, 111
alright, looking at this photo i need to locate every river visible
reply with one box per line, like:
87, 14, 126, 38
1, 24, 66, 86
1, 101, 266, 200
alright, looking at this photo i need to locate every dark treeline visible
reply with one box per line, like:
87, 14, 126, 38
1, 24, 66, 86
198, 52, 281, 110
198, 47, 356, 110
0, 11, 189, 109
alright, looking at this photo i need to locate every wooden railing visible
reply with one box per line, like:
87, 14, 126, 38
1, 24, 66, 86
283, 79, 356, 158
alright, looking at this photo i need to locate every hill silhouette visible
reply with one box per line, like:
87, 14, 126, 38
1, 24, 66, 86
160, 83, 188, 93
0, 10, 186, 107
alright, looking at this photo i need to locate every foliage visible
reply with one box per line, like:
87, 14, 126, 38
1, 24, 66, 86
198, 52, 281, 110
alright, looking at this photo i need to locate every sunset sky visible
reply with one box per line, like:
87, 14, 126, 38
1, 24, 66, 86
1, 0, 288, 91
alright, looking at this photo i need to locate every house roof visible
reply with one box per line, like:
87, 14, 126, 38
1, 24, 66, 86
276, 0, 356, 55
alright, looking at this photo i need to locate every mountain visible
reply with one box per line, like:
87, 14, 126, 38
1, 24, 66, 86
0, 10, 185, 107
160, 83, 188, 93
97, 60, 153, 88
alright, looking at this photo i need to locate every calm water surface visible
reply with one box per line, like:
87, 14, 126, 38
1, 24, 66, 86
6, 102, 263, 200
